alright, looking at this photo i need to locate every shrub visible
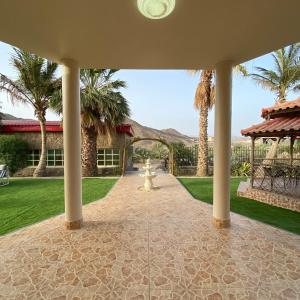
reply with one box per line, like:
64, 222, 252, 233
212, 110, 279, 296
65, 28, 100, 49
231, 162, 251, 177
0, 135, 29, 174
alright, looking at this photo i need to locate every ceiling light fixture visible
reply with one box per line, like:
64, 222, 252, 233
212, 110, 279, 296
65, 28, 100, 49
137, 0, 176, 19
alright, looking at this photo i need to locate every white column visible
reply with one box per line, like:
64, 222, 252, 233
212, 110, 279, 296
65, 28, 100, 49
213, 60, 232, 228
62, 59, 83, 230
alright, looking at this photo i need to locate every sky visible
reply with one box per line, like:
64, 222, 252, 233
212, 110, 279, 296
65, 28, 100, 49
0, 41, 299, 137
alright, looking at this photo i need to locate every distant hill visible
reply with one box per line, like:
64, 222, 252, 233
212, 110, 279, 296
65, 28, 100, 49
0, 113, 26, 120
0, 113, 35, 121
125, 118, 196, 148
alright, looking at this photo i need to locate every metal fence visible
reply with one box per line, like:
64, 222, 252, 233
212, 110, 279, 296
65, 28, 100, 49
174, 144, 300, 176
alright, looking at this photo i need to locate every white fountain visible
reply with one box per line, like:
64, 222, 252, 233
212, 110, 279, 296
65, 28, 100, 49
139, 158, 157, 191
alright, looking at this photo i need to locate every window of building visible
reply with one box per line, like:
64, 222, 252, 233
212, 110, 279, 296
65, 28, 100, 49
47, 149, 64, 166
27, 149, 41, 166
97, 149, 120, 167
27, 149, 64, 167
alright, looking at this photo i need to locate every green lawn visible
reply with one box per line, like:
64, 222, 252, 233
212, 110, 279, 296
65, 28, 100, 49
178, 177, 300, 235
0, 178, 117, 235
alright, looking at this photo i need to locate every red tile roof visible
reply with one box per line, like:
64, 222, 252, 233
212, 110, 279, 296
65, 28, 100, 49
241, 116, 300, 137
261, 97, 300, 118
0, 120, 134, 136
116, 124, 134, 137
0, 120, 63, 132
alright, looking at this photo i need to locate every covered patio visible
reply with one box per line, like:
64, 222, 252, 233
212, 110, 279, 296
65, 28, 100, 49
1, 0, 299, 230
1, 174, 300, 299
1, 1, 300, 298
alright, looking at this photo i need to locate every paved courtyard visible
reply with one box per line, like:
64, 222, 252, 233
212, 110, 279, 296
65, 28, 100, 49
0, 174, 300, 299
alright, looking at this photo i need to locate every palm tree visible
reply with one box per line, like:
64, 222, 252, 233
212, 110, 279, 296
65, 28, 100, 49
249, 43, 300, 103
0, 48, 60, 177
249, 44, 300, 160
51, 69, 130, 177
192, 70, 214, 176
191, 66, 247, 176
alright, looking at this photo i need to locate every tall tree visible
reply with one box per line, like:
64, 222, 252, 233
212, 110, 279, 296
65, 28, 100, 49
249, 43, 300, 103
191, 65, 247, 176
51, 69, 130, 177
193, 70, 214, 176
0, 48, 60, 177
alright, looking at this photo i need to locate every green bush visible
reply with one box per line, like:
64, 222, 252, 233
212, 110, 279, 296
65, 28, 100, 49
0, 135, 29, 174
231, 162, 251, 177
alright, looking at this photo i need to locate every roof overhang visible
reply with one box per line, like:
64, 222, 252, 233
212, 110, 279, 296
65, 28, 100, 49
241, 117, 300, 138
0, 120, 134, 136
0, 0, 299, 69
261, 98, 300, 119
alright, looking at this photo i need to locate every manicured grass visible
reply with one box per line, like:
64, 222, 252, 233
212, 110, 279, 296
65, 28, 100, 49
0, 178, 117, 235
178, 177, 300, 235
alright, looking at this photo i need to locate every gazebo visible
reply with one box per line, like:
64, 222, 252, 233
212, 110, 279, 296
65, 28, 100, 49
240, 98, 300, 211
0, 0, 299, 229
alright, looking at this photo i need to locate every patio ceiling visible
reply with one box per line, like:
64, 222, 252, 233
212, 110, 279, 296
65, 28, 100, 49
0, 0, 299, 69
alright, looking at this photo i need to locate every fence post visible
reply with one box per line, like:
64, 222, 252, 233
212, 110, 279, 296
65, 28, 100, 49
250, 137, 255, 187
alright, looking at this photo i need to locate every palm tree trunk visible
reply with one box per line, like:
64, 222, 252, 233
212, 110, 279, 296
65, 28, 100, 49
264, 138, 280, 164
82, 126, 98, 177
33, 118, 47, 177
195, 70, 213, 177
197, 105, 209, 176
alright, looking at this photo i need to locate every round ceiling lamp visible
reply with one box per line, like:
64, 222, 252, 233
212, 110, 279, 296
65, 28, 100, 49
137, 0, 176, 19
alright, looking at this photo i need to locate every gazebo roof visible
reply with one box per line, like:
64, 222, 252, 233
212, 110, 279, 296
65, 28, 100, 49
241, 116, 300, 138
0, 0, 299, 69
242, 98, 300, 138
261, 98, 300, 119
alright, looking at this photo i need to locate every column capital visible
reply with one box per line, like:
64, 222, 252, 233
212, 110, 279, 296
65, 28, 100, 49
60, 58, 79, 68
215, 60, 234, 68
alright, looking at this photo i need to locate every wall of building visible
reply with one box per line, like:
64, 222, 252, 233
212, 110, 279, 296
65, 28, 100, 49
12, 132, 63, 149
2, 131, 131, 177
237, 181, 300, 212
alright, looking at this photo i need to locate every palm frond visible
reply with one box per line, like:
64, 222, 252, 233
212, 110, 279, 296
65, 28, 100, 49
250, 43, 300, 102
234, 64, 248, 76
0, 73, 32, 105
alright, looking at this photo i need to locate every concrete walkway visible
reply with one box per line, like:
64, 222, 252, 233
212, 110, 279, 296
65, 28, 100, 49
0, 174, 299, 299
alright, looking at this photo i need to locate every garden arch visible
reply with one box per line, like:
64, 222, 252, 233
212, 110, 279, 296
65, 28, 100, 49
122, 137, 174, 175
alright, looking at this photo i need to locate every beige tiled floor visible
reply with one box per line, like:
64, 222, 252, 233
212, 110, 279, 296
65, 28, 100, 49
0, 174, 300, 299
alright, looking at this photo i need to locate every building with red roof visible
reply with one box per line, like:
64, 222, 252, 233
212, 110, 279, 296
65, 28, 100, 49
0, 119, 134, 176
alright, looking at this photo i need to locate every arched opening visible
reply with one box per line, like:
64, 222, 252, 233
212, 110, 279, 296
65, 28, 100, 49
122, 137, 174, 175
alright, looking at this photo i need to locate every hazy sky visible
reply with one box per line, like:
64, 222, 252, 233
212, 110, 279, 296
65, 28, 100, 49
0, 41, 299, 137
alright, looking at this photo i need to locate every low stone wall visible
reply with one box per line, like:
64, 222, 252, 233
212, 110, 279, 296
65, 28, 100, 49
14, 167, 64, 177
98, 167, 121, 176
14, 166, 121, 177
175, 166, 214, 176
237, 181, 300, 212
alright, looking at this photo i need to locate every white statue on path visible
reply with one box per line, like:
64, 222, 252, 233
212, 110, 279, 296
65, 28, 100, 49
140, 158, 157, 191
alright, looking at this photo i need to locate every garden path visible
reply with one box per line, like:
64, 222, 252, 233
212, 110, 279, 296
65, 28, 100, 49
0, 174, 300, 299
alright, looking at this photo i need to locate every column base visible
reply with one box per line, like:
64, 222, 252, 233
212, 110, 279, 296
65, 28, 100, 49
213, 217, 230, 228
65, 218, 83, 230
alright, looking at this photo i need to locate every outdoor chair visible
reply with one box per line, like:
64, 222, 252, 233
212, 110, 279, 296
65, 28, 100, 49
260, 165, 286, 191
0, 164, 9, 186
260, 165, 273, 189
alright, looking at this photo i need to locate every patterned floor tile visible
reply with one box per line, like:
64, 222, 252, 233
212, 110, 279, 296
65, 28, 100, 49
1, 173, 300, 299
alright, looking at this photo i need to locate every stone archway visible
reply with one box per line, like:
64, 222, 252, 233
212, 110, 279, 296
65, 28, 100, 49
122, 137, 174, 175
